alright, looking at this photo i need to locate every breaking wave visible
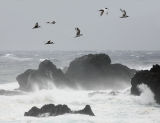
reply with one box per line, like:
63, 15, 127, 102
0, 82, 160, 123
133, 84, 156, 105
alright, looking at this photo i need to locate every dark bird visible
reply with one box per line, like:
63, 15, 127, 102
46, 21, 56, 24
32, 22, 40, 29
45, 40, 54, 44
120, 9, 129, 18
99, 8, 108, 16
75, 27, 83, 38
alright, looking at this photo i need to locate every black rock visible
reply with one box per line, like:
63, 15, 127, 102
74, 105, 95, 116
24, 106, 40, 117
16, 60, 72, 91
131, 64, 160, 103
24, 104, 94, 117
25, 104, 71, 117
17, 54, 136, 91
66, 54, 136, 89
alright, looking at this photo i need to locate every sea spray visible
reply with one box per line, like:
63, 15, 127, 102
133, 84, 156, 105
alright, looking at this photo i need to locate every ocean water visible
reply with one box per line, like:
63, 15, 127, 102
0, 50, 160, 123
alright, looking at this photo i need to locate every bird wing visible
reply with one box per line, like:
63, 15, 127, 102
123, 10, 126, 16
75, 28, 80, 35
99, 9, 104, 16
76, 28, 81, 35
120, 9, 124, 12
35, 23, 38, 27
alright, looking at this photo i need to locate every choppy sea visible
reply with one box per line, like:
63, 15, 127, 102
0, 50, 160, 123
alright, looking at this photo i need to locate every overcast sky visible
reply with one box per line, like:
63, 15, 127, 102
0, 0, 160, 51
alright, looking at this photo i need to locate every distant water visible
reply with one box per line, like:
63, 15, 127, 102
0, 50, 160, 123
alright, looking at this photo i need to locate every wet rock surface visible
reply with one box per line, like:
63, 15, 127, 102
24, 104, 95, 117
131, 64, 160, 103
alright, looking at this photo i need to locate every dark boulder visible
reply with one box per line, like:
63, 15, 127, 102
16, 60, 72, 91
24, 104, 94, 117
24, 106, 40, 117
131, 64, 160, 103
74, 105, 95, 116
66, 54, 136, 89
25, 104, 71, 117
17, 54, 136, 91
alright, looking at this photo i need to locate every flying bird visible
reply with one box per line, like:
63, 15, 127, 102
32, 22, 40, 29
46, 21, 56, 24
120, 9, 129, 18
99, 8, 108, 16
45, 40, 54, 45
75, 27, 83, 38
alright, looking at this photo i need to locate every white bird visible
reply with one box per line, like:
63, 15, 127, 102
120, 9, 129, 18
99, 8, 108, 16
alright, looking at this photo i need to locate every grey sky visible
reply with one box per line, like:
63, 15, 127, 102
0, 0, 160, 51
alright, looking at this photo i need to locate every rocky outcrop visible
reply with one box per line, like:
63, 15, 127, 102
131, 64, 160, 103
73, 105, 95, 116
16, 60, 72, 91
65, 54, 136, 89
24, 104, 95, 117
17, 54, 136, 91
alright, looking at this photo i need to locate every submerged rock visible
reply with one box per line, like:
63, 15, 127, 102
73, 105, 95, 116
66, 54, 136, 89
131, 64, 160, 103
24, 104, 94, 117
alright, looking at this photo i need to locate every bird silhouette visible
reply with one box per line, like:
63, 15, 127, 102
120, 9, 129, 18
75, 27, 83, 38
46, 21, 56, 24
45, 40, 54, 44
99, 8, 108, 16
32, 22, 40, 29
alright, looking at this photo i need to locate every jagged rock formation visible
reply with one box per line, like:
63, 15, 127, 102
73, 105, 95, 116
16, 60, 72, 91
131, 64, 160, 103
24, 104, 95, 117
17, 54, 136, 91
66, 54, 136, 89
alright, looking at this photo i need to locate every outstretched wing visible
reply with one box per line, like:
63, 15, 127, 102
99, 9, 104, 16
123, 10, 126, 16
120, 9, 124, 13
33, 22, 39, 29
35, 22, 39, 27
75, 27, 80, 35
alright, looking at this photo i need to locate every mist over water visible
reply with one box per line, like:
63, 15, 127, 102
0, 50, 160, 123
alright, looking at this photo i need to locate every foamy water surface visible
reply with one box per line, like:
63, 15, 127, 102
0, 82, 159, 123
0, 50, 160, 123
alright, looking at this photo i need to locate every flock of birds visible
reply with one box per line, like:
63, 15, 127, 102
32, 8, 129, 45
